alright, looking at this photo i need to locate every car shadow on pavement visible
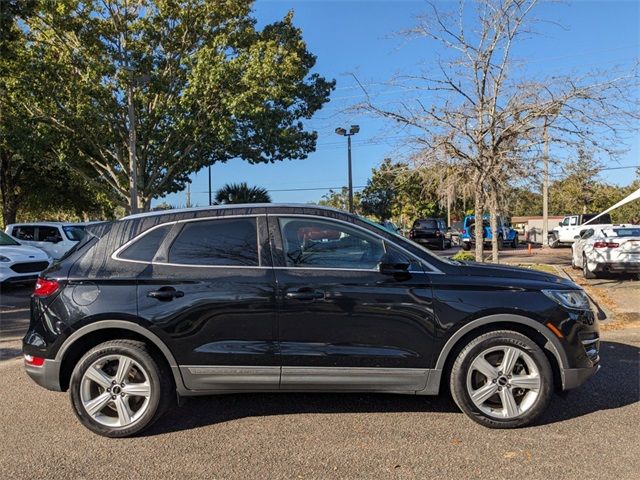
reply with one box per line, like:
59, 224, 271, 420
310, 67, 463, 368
537, 340, 639, 426
146, 340, 639, 436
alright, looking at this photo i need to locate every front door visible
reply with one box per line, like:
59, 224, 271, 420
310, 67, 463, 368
270, 215, 436, 392
136, 215, 279, 391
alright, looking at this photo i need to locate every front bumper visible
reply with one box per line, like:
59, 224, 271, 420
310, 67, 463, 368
562, 364, 600, 390
24, 358, 62, 391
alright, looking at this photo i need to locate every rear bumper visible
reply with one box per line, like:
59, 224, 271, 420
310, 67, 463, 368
562, 364, 600, 390
594, 262, 640, 273
24, 358, 62, 391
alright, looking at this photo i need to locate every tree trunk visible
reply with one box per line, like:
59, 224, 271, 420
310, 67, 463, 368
473, 176, 484, 262
489, 186, 499, 263
0, 151, 20, 227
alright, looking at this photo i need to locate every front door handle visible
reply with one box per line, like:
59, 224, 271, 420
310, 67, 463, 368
147, 286, 184, 301
285, 288, 325, 301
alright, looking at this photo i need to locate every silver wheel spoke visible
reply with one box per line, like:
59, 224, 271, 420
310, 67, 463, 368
114, 356, 133, 384
499, 388, 520, 418
115, 396, 133, 426
510, 374, 541, 390
84, 366, 113, 389
471, 355, 499, 379
500, 347, 520, 375
471, 382, 499, 405
122, 382, 151, 398
84, 391, 111, 416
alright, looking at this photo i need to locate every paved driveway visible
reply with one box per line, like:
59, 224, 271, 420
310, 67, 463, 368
0, 304, 638, 479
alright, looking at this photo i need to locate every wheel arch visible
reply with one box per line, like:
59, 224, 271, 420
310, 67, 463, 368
421, 314, 568, 395
56, 320, 185, 393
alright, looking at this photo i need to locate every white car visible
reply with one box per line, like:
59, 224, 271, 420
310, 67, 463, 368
0, 231, 51, 285
571, 226, 640, 278
4, 222, 87, 260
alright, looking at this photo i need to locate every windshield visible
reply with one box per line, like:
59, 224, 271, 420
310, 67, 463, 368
0, 231, 20, 246
612, 228, 640, 237
414, 219, 437, 229
63, 225, 86, 241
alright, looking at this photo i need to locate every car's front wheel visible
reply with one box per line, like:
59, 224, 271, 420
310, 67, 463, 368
450, 330, 553, 428
69, 340, 173, 437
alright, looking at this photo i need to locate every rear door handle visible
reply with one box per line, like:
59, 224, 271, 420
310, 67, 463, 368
285, 289, 325, 301
147, 287, 184, 301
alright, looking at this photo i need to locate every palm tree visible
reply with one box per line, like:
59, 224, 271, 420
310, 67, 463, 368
215, 182, 272, 204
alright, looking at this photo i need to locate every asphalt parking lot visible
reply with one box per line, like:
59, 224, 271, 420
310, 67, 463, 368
1, 250, 638, 479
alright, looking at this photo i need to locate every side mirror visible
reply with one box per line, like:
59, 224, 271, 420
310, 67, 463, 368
379, 252, 411, 278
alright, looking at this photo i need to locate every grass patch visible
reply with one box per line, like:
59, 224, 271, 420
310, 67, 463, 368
512, 263, 558, 275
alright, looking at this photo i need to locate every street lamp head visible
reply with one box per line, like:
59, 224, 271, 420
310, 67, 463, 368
335, 127, 347, 136
349, 125, 360, 135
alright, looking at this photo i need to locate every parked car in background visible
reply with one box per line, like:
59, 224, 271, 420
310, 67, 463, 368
571, 226, 640, 278
550, 213, 613, 247
0, 231, 51, 285
24, 204, 600, 437
459, 215, 518, 251
408, 218, 452, 249
5, 222, 88, 260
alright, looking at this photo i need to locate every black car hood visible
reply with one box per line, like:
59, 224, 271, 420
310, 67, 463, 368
453, 261, 577, 288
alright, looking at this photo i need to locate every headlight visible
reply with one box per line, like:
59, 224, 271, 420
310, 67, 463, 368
542, 289, 590, 310
0, 255, 11, 262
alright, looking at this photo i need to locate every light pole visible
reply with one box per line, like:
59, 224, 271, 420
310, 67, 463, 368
335, 125, 360, 213
208, 164, 212, 206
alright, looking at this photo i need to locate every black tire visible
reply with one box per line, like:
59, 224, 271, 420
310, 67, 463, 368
69, 340, 173, 438
497, 235, 504, 251
582, 255, 597, 279
461, 242, 471, 251
450, 330, 553, 429
511, 236, 519, 249
440, 237, 446, 250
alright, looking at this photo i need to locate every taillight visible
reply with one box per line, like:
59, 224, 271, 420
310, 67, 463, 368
593, 241, 619, 248
461, 229, 466, 234
24, 354, 45, 367
34, 278, 59, 297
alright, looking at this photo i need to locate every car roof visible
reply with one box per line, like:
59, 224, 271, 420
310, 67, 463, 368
5, 222, 82, 227
121, 203, 345, 221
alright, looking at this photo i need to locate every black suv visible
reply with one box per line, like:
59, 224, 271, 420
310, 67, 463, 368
409, 218, 452, 249
23, 205, 600, 437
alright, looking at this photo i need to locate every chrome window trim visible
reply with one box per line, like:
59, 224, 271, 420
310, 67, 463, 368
272, 214, 444, 274
112, 214, 265, 268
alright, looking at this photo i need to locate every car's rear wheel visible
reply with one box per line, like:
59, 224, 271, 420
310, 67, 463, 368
69, 340, 173, 437
511, 236, 519, 249
450, 330, 553, 428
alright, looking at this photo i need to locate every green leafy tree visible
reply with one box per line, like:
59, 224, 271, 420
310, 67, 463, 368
24, 0, 334, 212
318, 187, 361, 213
360, 158, 397, 221
215, 182, 271, 204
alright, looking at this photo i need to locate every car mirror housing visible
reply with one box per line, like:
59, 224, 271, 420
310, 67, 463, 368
378, 252, 411, 278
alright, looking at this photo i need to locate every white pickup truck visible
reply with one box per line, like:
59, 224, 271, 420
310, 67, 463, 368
550, 213, 613, 247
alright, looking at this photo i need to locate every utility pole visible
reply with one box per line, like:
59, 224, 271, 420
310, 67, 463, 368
542, 120, 549, 247
186, 183, 192, 208
335, 125, 360, 213
127, 73, 138, 214
208, 164, 212, 206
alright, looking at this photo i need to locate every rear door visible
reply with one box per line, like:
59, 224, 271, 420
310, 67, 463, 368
413, 219, 438, 242
134, 215, 279, 392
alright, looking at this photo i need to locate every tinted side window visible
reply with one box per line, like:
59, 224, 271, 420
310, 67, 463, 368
37, 226, 63, 242
168, 218, 259, 266
279, 217, 384, 269
119, 224, 173, 262
12, 226, 35, 240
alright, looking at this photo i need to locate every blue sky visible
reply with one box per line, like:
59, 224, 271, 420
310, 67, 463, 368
157, 0, 640, 208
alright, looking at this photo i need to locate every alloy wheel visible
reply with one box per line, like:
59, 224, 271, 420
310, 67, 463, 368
466, 346, 541, 419
80, 354, 151, 428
